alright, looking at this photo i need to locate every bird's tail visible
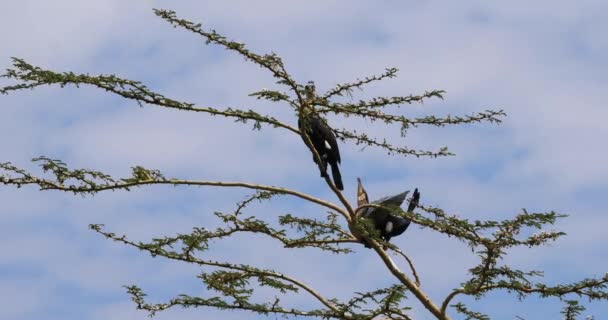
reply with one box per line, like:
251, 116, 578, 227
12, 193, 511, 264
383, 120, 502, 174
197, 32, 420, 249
330, 162, 344, 191
407, 188, 420, 212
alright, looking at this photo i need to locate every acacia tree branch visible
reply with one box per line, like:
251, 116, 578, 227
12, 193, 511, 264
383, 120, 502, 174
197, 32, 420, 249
318, 90, 446, 112
347, 203, 447, 318
90, 225, 348, 318
442, 274, 608, 318
477, 276, 608, 298
440, 289, 464, 316
153, 9, 303, 102
372, 243, 449, 320
333, 127, 452, 158
320, 67, 399, 100
0, 58, 300, 134
135, 298, 331, 318
213, 208, 356, 254
0, 159, 348, 219
389, 247, 421, 288
283, 238, 358, 248
356, 202, 576, 319
440, 247, 498, 316
321, 103, 506, 128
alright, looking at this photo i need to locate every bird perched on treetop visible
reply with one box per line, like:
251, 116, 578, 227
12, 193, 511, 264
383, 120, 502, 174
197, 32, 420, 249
355, 178, 420, 248
298, 81, 343, 190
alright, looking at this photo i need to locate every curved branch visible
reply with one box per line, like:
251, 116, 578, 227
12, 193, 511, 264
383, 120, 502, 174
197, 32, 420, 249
322, 103, 506, 127
352, 203, 449, 318
91, 225, 347, 318
0, 171, 347, 218
0, 58, 300, 134
82, 180, 346, 217
284, 238, 358, 248
321, 67, 399, 100
389, 247, 421, 288
372, 243, 449, 320
477, 276, 608, 298
333, 127, 453, 158
440, 289, 464, 316
319, 90, 446, 112
153, 9, 303, 100
440, 273, 608, 316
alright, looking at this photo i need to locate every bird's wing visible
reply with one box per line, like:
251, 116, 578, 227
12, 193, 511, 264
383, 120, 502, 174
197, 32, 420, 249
363, 191, 409, 220
311, 116, 341, 163
374, 191, 409, 207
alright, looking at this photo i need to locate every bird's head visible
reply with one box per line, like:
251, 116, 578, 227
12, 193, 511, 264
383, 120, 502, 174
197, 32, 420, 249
304, 81, 316, 101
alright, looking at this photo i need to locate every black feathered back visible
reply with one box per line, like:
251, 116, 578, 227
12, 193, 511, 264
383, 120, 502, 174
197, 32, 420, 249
355, 178, 415, 248
298, 113, 343, 190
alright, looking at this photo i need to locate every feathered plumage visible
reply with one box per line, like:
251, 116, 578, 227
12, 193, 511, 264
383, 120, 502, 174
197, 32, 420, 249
356, 178, 420, 248
298, 82, 343, 190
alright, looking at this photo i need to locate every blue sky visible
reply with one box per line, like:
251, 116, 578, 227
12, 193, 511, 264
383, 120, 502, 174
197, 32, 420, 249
1, 1, 607, 319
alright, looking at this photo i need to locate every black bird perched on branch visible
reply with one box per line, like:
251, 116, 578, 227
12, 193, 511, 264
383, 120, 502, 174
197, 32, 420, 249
298, 81, 343, 190
356, 178, 420, 248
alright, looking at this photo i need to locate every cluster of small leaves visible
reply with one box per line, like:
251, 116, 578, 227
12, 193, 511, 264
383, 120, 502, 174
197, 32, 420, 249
332, 127, 453, 158
451, 302, 489, 320
0, 157, 349, 218
561, 300, 586, 320
278, 212, 355, 253
315, 84, 503, 140
359, 203, 607, 317
0, 157, 116, 193
232, 190, 283, 216
90, 223, 214, 256
200, 270, 255, 303
335, 285, 412, 320
318, 90, 446, 114
321, 67, 399, 100
125, 285, 331, 318
249, 88, 295, 105
316, 90, 504, 159
92, 187, 348, 257
215, 211, 288, 241
0, 157, 170, 195
452, 263, 608, 309
92, 224, 347, 318
319, 100, 505, 129
412, 205, 567, 250
414, 205, 608, 317
120, 166, 166, 184
200, 268, 302, 301
153, 9, 299, 93
198, 269, 299, 305
463, 263, 544, 299
213, 192, 354, 253
216, 209, 355, 254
